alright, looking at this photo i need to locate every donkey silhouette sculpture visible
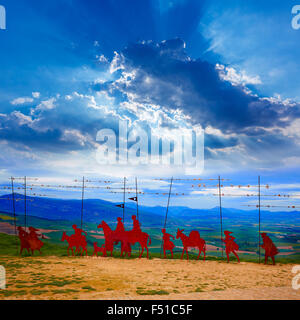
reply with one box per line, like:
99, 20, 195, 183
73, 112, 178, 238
176, 229, 206, 261
61, 230, 88, 256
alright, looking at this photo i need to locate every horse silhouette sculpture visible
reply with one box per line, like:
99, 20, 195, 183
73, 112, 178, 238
61, 226, 88, 256
222, 230, 240, 263
260, 232, 279, 265
97, 221, 115, 257
176, 229, 206, 261
92, 242, 106, 257
162, 228, 175, 258
98, 217, 151, 259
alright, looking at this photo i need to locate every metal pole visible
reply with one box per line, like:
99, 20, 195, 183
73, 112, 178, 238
135, 177, 139, 221
136, 177, 140, 255
123, 177, 126, 224
258, 175, 261, 263
24, 176, 27, 230
11, 177, 18, 254
218, 176, 224, 257
81, 176, 85, 230
160, 177, 173, 257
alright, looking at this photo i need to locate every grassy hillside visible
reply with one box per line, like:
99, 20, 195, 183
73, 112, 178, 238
0, 194, 299, 262
0, 233, 299, 263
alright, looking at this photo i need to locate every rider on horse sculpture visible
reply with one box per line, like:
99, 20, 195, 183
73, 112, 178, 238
132, 215, 141, 233
115, 217, 125, 233
72, 224, 87, 242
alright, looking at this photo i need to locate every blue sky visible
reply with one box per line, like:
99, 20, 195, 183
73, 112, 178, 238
0, 0, 300, 208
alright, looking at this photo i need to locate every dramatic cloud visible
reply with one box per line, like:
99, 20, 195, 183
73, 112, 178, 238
2, 38, 300, 176
100, 39, 300, 133
92, 39, 300, 169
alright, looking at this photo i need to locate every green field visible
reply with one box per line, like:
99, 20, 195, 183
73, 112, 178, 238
0, 232, 299, 264
0, 203, 299, 263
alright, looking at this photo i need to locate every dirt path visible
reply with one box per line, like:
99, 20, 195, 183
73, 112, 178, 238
0, 256, 299, 300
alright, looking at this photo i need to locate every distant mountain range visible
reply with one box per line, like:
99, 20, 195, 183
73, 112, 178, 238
0, 194, 299, 227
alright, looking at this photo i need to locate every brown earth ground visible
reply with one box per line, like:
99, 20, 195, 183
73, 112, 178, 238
0, 256, 299, 300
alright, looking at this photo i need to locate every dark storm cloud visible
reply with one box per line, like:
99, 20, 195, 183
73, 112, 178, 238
102, 39, 300, 134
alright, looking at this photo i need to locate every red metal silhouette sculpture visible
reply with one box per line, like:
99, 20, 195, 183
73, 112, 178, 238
92, 242, 106, 257
17, 226, 30, 255
132, 215, 141, 233
61, 232, 79, 256
113, 217, 132, 257
72, 224, 88, 256
116, 217, 125, 233
61, 225, 88, 256
17, 226, 44, 255
98, 216, 151, 259
176, 229, 206, 261
162, 228, 175, 258
222, 230, 240, 263
120, 240, 132, 257
28, 227, 44, 255
97, 221, 115, 257
260, 232, 279, 265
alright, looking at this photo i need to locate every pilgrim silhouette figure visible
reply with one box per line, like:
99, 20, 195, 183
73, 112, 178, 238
222, 230, 240, 263
162, 228, 175, 258
17, 226, 30, 255
260, 232, 279, 265
61, 225, 88, 256
115, 217, 132, 257
132, 215, 141, 233
115, 217, 125, 233
72, 224, 87, 240
17, 226, 45, 255
28, 226, 44, 255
